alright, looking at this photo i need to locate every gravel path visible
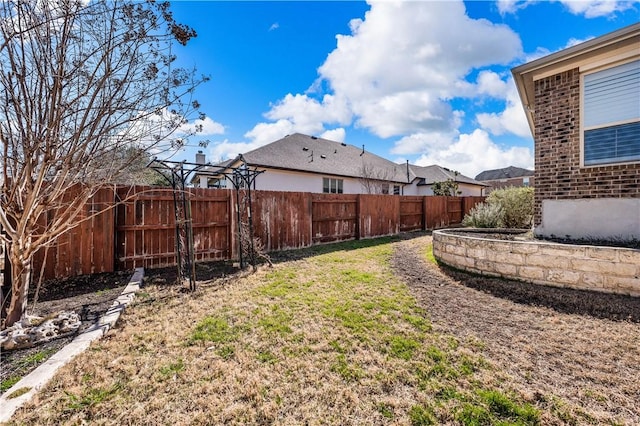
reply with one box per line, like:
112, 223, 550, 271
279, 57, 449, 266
392, 234, 640, 424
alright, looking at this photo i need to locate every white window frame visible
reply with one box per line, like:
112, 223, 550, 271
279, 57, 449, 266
580, 57, 640, 167
322, 177, 343, 194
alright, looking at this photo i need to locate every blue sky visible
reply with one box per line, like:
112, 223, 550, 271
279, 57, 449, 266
167, 0, 639, 178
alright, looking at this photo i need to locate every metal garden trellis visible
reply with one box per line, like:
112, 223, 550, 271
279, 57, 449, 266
147, 155, 264, 290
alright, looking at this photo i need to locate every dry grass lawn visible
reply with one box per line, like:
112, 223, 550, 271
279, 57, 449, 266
5, 237, 597, 425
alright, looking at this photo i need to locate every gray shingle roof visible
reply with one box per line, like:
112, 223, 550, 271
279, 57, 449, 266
240, 133, 409, 183
408, 164, 486, 186
475, 166, 534, 181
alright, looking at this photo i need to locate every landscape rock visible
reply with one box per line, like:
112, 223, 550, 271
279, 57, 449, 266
0, 311, 81, 351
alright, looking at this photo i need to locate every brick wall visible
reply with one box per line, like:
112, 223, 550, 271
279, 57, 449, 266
533, 68, 640, 227
483, 176, 534, 193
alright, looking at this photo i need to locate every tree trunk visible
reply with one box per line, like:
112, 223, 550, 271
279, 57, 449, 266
4, 247, 32, 328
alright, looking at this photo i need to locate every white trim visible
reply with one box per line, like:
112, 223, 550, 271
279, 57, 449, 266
580, 57, 640, 167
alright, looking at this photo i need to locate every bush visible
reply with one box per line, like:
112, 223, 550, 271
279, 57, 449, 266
462, 187, 534, 229
487, 187, 534, 229
462, 202, 503, 228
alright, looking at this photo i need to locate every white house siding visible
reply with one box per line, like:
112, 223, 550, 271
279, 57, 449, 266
254, 169, 367, 193
209, 168, 381, 194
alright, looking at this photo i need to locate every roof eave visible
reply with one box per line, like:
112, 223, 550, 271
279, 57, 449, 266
511, 22, 640, 137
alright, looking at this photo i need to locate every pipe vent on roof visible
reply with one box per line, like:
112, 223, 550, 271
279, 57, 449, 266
311, 136, 318, 139
341, 143, 347, 146
302, 147, 309, 151
320, 154, 326, 159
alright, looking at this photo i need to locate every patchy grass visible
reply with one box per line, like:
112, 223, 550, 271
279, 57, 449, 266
8, 237, 555, 424
424, 243, 437, 264
1, 348, 57, 392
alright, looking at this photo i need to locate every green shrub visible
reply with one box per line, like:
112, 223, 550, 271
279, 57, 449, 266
462, 202, 503, 228
463, 187, 533, 229
486, 187, 534, 229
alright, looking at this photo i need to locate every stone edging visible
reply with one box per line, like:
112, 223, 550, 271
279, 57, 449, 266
432, 229, 640, 297
0, 267, 144, 423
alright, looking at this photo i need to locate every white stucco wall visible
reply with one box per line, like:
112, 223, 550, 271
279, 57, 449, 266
536, 198, 640, 241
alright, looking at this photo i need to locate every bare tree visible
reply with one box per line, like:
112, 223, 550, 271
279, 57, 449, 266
0, 0, 207, 327
358, 162, 398, 194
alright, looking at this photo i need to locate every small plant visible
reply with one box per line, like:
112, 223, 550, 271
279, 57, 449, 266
217, 346, 235, 360
377, 403, 395, 419
189, 316, 238, 344
409, 404, 437, 425
7, 387, 31, 399
159, 359, 186, 378
1, 376, 21, 392
462, 202, 503, 228
388, 336, 420, 360
431, 178, 459, 196
424, 244, 437, 264
64, 383, 123, 411
331, 354, 363, 382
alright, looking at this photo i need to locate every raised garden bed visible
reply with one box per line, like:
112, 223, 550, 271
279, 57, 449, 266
433, 228, 640, 297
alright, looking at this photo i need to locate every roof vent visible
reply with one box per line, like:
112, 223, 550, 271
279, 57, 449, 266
334, 149, 337, 154
320, 154, 327, 159
341, 143, 346, 146
310, 135, 318, 139
302, 147, 309, 151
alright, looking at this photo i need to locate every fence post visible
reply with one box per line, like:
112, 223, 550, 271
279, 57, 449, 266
355, 194, 361, 240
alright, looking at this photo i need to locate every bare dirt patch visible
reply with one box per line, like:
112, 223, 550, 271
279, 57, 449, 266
392, 233, 640, 424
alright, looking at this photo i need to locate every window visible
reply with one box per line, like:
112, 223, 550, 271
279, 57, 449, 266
207, 178, 226, 189
393, 185, 401, 195
381, 184, 389, 194
522, 177, 530, 187
323, 177, 343, 194
582, 59, 640, 166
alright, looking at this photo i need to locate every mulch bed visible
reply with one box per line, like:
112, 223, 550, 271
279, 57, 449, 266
1, 271, 133, 391
392, 234, 640, 424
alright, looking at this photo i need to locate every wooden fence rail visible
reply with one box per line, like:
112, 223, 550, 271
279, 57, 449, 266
18, 187, 485, 282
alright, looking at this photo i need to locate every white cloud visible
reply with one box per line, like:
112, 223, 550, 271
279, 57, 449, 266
317, 0, 522, 137
179, 116, 225, 136
560, 0, 638, 18
240, 93, 352, 147
476, 70, 510, 98
413, 129, 534, 178
244, 119, 297, 147
498, 0, 638, 17
265, 93, 351, 129
391, 131, 460, 156
476, 76, 531, 138
269, 23, 279, 31
320, 128, 346, 142
208, 139, 262, 163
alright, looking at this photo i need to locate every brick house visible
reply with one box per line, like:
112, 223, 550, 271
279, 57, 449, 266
475, 166, 534, 193
512, 23, 639, 241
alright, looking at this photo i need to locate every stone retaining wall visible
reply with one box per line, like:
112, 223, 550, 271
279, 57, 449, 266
432, 230, 640, 297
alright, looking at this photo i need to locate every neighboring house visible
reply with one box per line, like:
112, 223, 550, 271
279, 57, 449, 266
512, 23, 639, 240
475, 166, 534, 193
405, 164, 487, 196
193, 133, 487, 196
194, 133, 409, 194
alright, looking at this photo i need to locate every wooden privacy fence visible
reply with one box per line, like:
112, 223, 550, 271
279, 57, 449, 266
27, 187, 485, 281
